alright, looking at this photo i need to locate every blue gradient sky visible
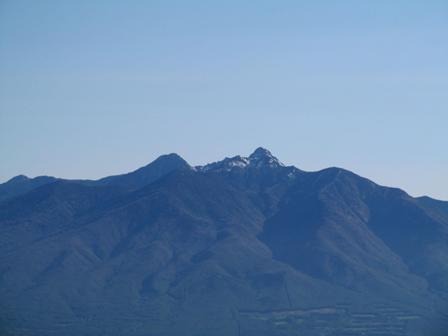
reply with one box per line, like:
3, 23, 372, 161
1, 1, 447, 199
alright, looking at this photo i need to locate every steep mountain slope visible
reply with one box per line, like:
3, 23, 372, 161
0, 148, 447, 336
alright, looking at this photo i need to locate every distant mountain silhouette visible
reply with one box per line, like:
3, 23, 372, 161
0, 148, 447, 336
0, 153, 189, 202
0, 174, 58, 203
94, 153, 190, 190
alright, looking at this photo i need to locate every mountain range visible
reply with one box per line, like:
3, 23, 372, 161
1, 148, 447, 336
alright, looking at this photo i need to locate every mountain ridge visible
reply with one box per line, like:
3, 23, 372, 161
2, 147, 442, 203
1, 148, 447, 336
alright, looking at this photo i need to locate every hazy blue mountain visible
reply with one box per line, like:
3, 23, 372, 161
0, 148, 447, 336
0, 153, 190, 203
94, 153, 190, 190
0, 175, 58, 203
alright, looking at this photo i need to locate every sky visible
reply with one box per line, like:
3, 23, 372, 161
0, 0, 447, 200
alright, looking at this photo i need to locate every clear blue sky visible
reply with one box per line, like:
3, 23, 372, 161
1, 1, 447, 199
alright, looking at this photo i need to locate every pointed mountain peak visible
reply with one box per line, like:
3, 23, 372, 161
198, 147, 286, 173
248, 147, 283, 167
249, 147, 273, 158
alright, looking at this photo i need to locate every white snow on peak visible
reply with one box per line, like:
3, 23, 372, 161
248, 147, 284, 168
198, 148, 289, 173
197, 155, 249, 172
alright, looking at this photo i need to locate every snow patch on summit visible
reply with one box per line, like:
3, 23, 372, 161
197, 148, 290, 173
199, 155, 249, 172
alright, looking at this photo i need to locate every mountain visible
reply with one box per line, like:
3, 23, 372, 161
0, 148, 447, 336
0, 153, 190, 203
0, 175, 58, 203
94, 153, 190, 190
